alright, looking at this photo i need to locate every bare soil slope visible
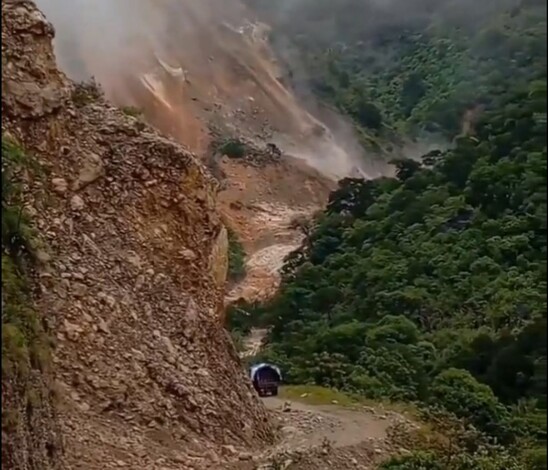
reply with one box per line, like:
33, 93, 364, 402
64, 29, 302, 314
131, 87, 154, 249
34, 0, 381, 307
36, 0, 368, 178
220, 155, 334, 304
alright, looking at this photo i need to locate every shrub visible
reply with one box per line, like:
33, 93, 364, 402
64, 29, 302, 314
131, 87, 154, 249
227, 228, 246, 282
430, 368, 511, 441
219, 138, 246, 159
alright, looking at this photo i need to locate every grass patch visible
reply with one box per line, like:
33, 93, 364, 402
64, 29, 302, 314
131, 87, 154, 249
279, 385, 421, 418
121, 106, 143, 118
2, 135, 45, 261
1, 134, 52, 388
2, 254, 52, 445
279, 385, 360, 406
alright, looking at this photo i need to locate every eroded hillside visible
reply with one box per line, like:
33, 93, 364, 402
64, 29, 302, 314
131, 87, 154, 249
35, 0, 379, 180
33, 0, 386, 306
34, 0, 389, 301
2, 1, 277, 468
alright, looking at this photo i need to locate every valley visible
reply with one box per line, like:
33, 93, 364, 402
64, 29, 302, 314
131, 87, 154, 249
2, 0, 545, 469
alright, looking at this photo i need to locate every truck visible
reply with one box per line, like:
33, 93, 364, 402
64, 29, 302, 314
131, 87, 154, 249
249, 363, 282, 397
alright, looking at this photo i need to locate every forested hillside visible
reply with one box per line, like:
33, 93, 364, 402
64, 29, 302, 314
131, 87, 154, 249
232, 0, 547, 467
249, 0, 546, 146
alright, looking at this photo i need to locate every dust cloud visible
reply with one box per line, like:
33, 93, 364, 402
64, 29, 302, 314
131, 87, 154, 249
36, 0, 161, 100
35, 0, 246, 104
35, 0, 387, 180
248, 0, 519, 40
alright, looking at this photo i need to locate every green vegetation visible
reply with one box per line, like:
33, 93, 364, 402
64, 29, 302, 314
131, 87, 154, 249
229, 2, 547, 458
218, 138, 247, 159
2, 256, 51, 379
381, 406, 543, 470
310, 16, 546, 140
380, 449, 526, 470
279, 384, 361, 407
2, 135, 52, 429
226, 299, 262, 335
230, 329, 246, 353
227, 227, 247, 282
249, 0, 546, 146
2, 138, 37, 261
71, 80, 103, 108
121, 105, 143, 118
278, 385, 419, 416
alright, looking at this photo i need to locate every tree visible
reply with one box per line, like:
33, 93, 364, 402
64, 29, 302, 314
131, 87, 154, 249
430, 368, 511, 441
352, 99, 383, 130
392, 158, 422, 182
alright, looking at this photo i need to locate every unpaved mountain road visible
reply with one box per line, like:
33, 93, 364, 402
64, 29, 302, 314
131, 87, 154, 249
216, 114, 403, 470
224, 397, 415, 470
228, 224, 412, 468
262, 398, 393, 449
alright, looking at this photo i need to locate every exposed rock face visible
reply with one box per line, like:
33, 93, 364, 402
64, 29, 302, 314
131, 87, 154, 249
1, 366, 63, 470
2, 1, 275, 468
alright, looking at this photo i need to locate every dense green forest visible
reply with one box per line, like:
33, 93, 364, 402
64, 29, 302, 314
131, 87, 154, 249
233, 0, 547, 467
249, 0, 546, 145
231, 84, 547, 465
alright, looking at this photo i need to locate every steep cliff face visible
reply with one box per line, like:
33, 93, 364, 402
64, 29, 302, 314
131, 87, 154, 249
2, 1, 275, 468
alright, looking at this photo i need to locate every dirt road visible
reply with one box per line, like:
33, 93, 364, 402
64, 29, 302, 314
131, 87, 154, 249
263, 397, 393, 449
225, 395, 413, 470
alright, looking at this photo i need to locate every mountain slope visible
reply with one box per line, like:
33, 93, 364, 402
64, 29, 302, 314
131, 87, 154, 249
2, 2, 276, 468
248, 0, 546, 143
35, 0, 384, 180
227, 1, 546, 468
34, 0, 392, 318
241, 64, 547, 470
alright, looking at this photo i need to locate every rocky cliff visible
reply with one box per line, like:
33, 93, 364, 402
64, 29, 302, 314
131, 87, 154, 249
1, 1, 275, 468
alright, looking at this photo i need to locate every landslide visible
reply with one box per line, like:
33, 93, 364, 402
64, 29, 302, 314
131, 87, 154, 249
1, 1, 276, 469
220, 154, 334, 304
35, 0, 364, 304
35, 0, 374, 178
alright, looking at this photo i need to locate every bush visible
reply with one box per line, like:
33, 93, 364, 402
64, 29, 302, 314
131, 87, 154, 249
381, 449, 527, 470
380, 451, 445, 470
349, 98, 383, 129
522, 447, 547, 470
219, 138, 246, 159
121, 106, 143, 117
430, 368, 511, 441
